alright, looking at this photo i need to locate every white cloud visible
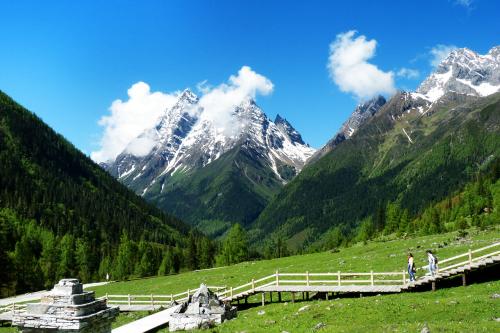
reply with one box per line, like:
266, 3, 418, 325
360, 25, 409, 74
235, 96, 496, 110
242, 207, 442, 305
327, 30, 396, 100
91, 66, 273, 163
197, 66, 273, 134
429, 44, 458, 68
91, 82, 179, 163
396, 67, 420, 79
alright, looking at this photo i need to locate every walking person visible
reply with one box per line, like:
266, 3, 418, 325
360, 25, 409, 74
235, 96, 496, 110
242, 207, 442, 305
427, 250, 437, 276
408, 253, 416, 282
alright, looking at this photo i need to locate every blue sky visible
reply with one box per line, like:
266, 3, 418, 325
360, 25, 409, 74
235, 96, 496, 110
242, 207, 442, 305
0, 0, 499, 159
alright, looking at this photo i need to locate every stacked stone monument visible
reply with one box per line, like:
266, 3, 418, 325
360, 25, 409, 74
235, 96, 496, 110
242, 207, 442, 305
13, 279, 118, 333
169, 284, 237, 331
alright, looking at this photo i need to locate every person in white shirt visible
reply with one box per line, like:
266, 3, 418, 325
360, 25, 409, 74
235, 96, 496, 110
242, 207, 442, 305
427, 250, 437, 276
408, 253, 416, 282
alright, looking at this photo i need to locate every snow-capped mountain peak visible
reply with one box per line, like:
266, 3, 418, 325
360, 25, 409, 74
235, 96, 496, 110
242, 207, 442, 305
341, 95, 386, 137
415, 46, 500, 102
307, 95, 386, 164
105, 91, 315, 195
274, 114, 306, 145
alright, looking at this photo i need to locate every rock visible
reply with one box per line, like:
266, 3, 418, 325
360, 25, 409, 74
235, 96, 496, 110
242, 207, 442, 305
493, 317, 500, 322
491, 293, 500, 299
325, 306, 331, 310
257, 310, 266, 316
265, 320, 276, 325
12, 279, 118, 333
169, 284, 237, 332
314, 322, 326, 330
298, 305, 310, 312
421, 323, 430, 333
282, 331, 290, 333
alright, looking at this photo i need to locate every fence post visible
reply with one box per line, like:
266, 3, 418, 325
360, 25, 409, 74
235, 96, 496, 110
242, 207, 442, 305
105, 293, 108, 302
252, 279, 255, 292
276, 271, 279, 286
127, 294, 131, 306
403, 270, 406, 285
468, 249, 472, 267
187, 289, 190, 301
230, 287, 233, 298
370, 271, 374, 286
337, 271, 341, 286
151, 294, 154, 308
170, 294, 173, 303
306, 271, 310, 286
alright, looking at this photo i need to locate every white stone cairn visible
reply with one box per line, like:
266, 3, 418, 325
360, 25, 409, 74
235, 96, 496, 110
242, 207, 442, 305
12, 279, 118, 333
169, 283, 237, 331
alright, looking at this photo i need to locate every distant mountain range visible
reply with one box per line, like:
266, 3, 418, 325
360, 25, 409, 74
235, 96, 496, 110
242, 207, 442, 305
104, 91, 314, 235
102, 45, 500, 242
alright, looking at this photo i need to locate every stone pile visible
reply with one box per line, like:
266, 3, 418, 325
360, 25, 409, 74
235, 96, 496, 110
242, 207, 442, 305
169, 284, 236, 331
13, 279, 118, 333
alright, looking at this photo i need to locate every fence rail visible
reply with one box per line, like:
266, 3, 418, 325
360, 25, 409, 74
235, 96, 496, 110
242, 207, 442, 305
104, 286, 226, 308
437, 242, 500, 272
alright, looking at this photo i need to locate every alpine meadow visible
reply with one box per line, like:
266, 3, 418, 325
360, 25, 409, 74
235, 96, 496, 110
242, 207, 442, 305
0, 1, 499, 333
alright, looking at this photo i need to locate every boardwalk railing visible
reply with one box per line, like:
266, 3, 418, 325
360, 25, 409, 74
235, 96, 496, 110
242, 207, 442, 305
215, 241, 500, 301
104, 285, 226, 308
437, 242, 500, 273
214, 270, 409, 301
0, 303, 27, 320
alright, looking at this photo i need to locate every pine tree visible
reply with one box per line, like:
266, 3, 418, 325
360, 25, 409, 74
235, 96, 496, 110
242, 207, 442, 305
39, 232, 59, 288
57, 234, 76, 280
158, 247, 174, 276
75, 238, 92, 282
98, 256, 112, 280
186, 231, 199, 270
14, 235, 44, 293
220, 224, 248, 265
384, 202, 401, 234
356, 217, 374, 243
135, 241, 155, 277
171, 246, 182, 274
0, 215, 15, 296
198, 237, 214, 269
114, 233, 136, 280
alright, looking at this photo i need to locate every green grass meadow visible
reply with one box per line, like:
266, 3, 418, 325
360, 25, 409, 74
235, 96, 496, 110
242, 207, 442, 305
1, 227, 498, 332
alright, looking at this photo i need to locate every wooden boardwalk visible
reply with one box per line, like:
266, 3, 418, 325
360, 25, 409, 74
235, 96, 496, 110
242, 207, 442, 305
214, 242, 500, 305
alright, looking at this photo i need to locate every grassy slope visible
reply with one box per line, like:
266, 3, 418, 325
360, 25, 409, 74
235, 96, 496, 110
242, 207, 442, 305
2, 282, 497, 333
201, 281, 500, 332
87, 227, 499, 297
1, 228, 497, 332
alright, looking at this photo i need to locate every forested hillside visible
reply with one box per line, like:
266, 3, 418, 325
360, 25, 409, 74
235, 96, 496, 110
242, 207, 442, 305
252, 93, 500, 250
0, 91, 207, 296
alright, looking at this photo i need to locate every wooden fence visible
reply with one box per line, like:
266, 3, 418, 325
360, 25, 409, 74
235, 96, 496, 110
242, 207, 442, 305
104, 285, 226, 308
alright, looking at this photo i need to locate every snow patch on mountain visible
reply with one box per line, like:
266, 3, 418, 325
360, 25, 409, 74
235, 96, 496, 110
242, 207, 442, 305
416, 46, 500, 102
